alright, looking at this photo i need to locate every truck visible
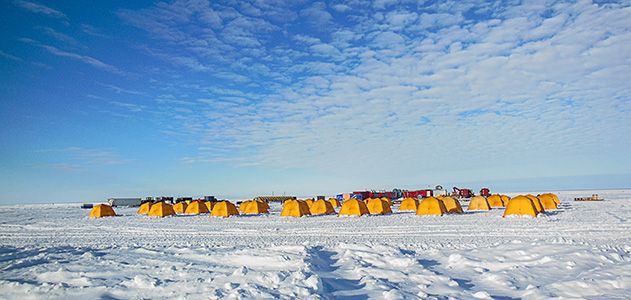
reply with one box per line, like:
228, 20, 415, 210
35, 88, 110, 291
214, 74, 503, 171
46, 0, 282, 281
452, 187, 474, 199
403, 189, 433, 199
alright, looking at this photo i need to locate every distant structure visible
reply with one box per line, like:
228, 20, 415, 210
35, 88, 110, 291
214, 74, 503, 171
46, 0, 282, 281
107, 197, 142, 207
255, 196, 296, 202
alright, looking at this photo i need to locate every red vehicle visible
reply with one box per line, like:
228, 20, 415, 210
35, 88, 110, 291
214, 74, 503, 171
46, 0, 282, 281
403, 189, 433, 198
452, 187, 474, 198
352, 191, 396, 199
479, 188, 490, 197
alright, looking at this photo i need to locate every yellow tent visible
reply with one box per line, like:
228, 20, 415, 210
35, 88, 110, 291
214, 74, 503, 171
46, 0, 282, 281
184, 200, 210, 214
526, 194, 546, 214
304, 199, 315, 208
468, 196, 491, 211
503, 196, 538, 217
440, 196, 463, 214
240, 200, 269, 214
399, 198, 419, 211
173, 202, 187, 214
258, 200, 270, 210
541, 193, 560, 205
380, 197, 392, 205
537, 194, 558, 210
311, 199, 335, 215
416, 197, 448, 216
338, 198, 369, 217
500, 195, 511, 206
89, 204, 116, 218
238, 200, 251, 213
281, 199, 311, 217
550, 193, 560, 205
148, 202, 176, 217
487, 194, 504, 207
137, 202, 152, 215
328, 198, 341, 208
211, 201, 239, 217
367, 198, 392, 215
205, 201, 214, 211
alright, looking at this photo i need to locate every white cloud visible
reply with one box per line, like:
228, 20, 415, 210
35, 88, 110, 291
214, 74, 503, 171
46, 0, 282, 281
0, 50, 22, 61
40, 44, 123, 74
299, 2, 333, 27
13, 0, 66, 19
114, 0, 631, 184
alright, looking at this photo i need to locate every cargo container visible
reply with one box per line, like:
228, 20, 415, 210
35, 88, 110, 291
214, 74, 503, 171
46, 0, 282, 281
107, 197, 142, 207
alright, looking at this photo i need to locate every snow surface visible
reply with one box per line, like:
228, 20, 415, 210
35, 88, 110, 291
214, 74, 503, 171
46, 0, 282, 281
1, 189, 630, 299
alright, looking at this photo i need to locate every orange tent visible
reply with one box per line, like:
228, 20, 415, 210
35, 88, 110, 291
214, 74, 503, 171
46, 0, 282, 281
468, 196, 491, 211
504, 196, 538, 217
440, 196, 463, 214
211, 201, 239, 217
399, 198, 419, 211
416, 197, 448, 216
487, 194, 504, 207
89, 204, 116, 218
366, 198, 392, 215
540, 193, 560, 205
184, 200, 210, 214
281, 200, 311, 217
526, 194, 546, 214
148, 202, 176, 217
172, 202, 187, 214
310, 199, 335, 215
240, 200, 269, 214
338, 199, 369, 216
537, 194, 558, 209
137, 202, 152, 215
500, 195, 510, 206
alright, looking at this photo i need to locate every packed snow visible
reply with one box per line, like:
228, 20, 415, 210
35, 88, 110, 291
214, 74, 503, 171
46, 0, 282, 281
1, 189, 630, 299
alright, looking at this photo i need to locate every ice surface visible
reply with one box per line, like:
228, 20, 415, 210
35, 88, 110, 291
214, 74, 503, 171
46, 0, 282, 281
0, 189, 629, 299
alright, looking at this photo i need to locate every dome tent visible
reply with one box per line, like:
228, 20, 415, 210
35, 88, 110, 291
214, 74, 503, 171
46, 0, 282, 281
328, 198, 341, 208
89, 204, 116, 218
367, 198, 392, 215
137, 202, 152, 215
537, 194, 558, 210
338, 198, 369, 217
172, 202, 187, 214
311, 199, 335, 215
468, 196, 491, 211
440, 196, 463, 214
487, 194, 504, 207
211, 201, 239, 217
416, 197, 448, 216
500, 195, 511, 206
148, 202, 176, 217
240, 200, 269, 214
281, 199, 311, 217
398, 198, 419, 211
504, 196, 539, 217
526, 195, 546, 214
205, 201, 214, 211
184, 200, 210, 214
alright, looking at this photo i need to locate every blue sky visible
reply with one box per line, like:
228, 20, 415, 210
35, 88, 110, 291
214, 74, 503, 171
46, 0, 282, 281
1, 0, 630, 204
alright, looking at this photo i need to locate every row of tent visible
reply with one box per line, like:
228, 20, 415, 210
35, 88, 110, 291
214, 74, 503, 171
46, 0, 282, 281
397, 193, 560, 217
89, 193, 560, 218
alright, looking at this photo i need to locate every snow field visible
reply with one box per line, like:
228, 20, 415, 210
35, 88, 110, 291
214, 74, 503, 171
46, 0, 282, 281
0, 189, 630, 299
